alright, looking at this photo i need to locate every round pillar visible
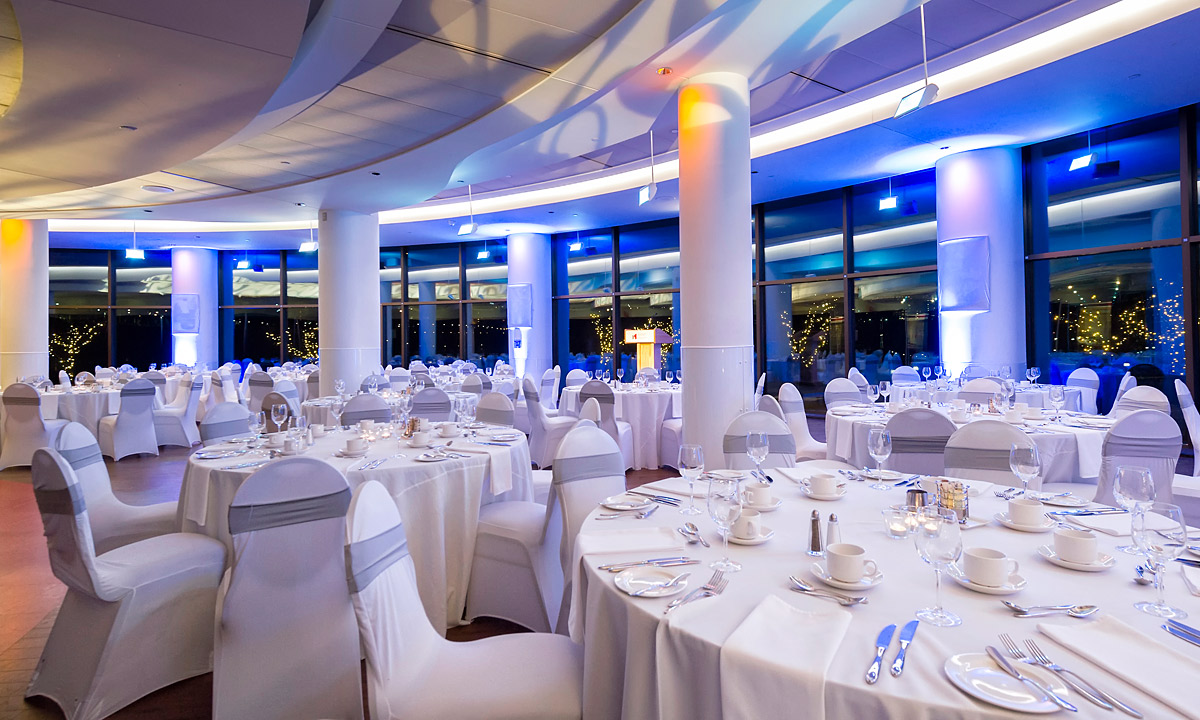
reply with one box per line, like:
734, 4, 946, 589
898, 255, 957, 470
677, 72, 754, 467
0, 219, 49, 385
506, 233, 551, 380
318, 209, 380, 395
171, 247, 218, 369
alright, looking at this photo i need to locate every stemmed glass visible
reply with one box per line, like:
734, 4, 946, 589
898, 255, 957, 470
330, 399, 345, 431
677, 444, 704, 516
1009, 443, 1041, 497
271, 403, 289, 433
333, 379, 346, 397
397, 392, 413, 429
746, 432, 769, 479
1132, 502, 1188, 619
922, 366, 931, 382
616, 368, 625, 385
914, 507, 963, 627
707, 475, 742, 572
249, 411, 265, 438
603, 369, 611, 384
1048, 385, 1066, 421
867, 428, 891, 490
867, 384, 880, 413
1029, 367, 1041, 385
878, 380, 891, 408
675, 368, 682, 384
586, 370, 594, 380
665, 370, 675, 384
1114, 465, 1155, 555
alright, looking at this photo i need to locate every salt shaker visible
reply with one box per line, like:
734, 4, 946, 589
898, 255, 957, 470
825, 513, 842, 546
807, 509, 824, 557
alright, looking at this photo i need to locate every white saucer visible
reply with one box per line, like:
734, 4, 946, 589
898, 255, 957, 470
724, 527, 775, 545
601, 494, 654, 512
709, 470, 748, 480
614, 567, 690, 598
945, 563, 1027, 595
487, 432, 522, 442
801, 485, 847, 501
994, 512, 1055, 533
944, 653, 1069, 714
1035, 494, 1088, 508
407, 440, 430, 448
1036, 545, 1116, 572
335, 448, 369, 458
744, 498, 783, 512
855, 469, 904, 482
810, 561, 883, 590
414, 453, 449, 462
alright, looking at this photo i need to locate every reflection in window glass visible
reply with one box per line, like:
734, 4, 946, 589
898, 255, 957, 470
50, 250, 109, 306
231, 251, 282, 306
285, 250, 319, 304
233, 308, 280, 363
113, 250, 172, 306
283, 306, 319, 361
852, 170, 936, 272
557, 232, 614, 295
407, 246, 460, 301
466, 302, 508, 364
465, 242, 508, 300
618, 293, 680, 378
114, 308, 171, 369
49, 308, 108, 377
381, 250, 403, 302
618, 220, 680, 292
762, 280, 843, 405
763, 191, 843, 280
406, 304, 460, 362
384, 306, 404, 366
559, 297, 611, 374
852, 271, 939, 382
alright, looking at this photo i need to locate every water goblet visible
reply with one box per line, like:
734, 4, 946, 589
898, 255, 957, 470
745, 432, 768, 479
270, 403, 288, 433
665, 370, 675, 384
249, 411, 265, 438
616, 368, 625, 384
1030, 367, 1041, 385
678, 444, 704, 516
922, 366, 931, 381
333, 379, 346, 397
867, 428, 892, 490
675, 369, 682, 384
1114, 465, 1155, 555
586, 370, 594, 380
603, 369, 611, 383
913, 507, 963, 627
1132, 502, 1187, 619
867, 384, 880, 409
1009, 443, 1040, 497
878, 380, 891, 408
707, 476, 742, 572
1048, 385, 1066, 421
329, 399, 345, 431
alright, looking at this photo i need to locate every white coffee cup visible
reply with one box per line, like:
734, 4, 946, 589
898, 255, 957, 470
962, 547, 1019, 587
1014, 402, 1030, 412
743, 480, 773, 506
438, 423, 460, 437
283, 437, 298, 454
826, 543, 878, 583
359, 419, 374, 432
266, 432, 285, 448
312, 425, 327, 438
1053, 527, 1098, 564
346, 437, 366, 453
953, 398, 967, 410
949, 409, 969, 423
807, 473, 839, 495
1023, 408, 1046, 420
732, 509, 762, 540
410, 430, 431, 447
1008, 497, 1045, 527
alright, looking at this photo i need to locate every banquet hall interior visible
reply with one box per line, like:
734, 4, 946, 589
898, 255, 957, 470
4, 0, 1200, 718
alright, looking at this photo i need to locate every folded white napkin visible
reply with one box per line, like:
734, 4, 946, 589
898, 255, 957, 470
772, 467, 806, 483
1040, 616, 1200, 719
1043, 424, 1104, 478
643, 475, 709, 497
457, 443, 513, 494
719, 595, 851, 720
1181, 563, 1200, 596
1065, 511, 1176, 537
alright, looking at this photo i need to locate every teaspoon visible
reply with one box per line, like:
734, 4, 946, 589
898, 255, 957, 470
683, 522, 710, 547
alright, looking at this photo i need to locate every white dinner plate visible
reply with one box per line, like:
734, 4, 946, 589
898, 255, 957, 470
945, 563, 1027, 595
335, 448, 369, 458
487, 432, 522, 442
744, 498, 783, 512
601, 495, 654, 512
830, 407, 868, 417
801, 485, 847, 501
994, 513, 1056, 533
855, 469, 904, 482
1036, 545, 1116, 572
810, 561, 882, 590
1063, 417, 1116, 429
1034, 493, 1088, 508
944, 652, 1069, 714
724, 527, 775, 545
414, 453, 449, 462
614, 567, 690, 598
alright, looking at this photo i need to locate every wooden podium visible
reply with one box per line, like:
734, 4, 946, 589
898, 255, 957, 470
624, 328, 672, 372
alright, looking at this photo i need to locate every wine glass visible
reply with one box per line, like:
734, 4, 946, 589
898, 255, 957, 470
616, 368, 625, 384
922, 366, 931, 382
586, 370, 593, 380
1009, 443, 1040, 497
249, 411, 265, 438
1000, 365, 1013, 380
1048, 385, 1066, 421
678, 444, 704, 516
333, 378, 346, 397
270, 403, 288, 433
745, 432, 768, 479
867, 384, 880, 410
1114, 465, 1155, 555
992, 391, 1008, 414
1025, 367, 1036, 384
707, 475, 742, 572
675, 368, 682, 384
665, 370, 675, 384
913, 507, 963, 627
1132, 502, 1188, 619
330, 399, 345, 431
878, 380, 891, 408
867, 428, 892, 490
397, 393, 413, 429
1030, 367, 1041, 385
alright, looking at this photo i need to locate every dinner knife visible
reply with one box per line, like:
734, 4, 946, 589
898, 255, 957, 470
985, 646, 1078, 712
890, 620, 919, 677
1047, 509, 1126, 517
597, 557, 691, 571
1163, 624, 1200, 649
865, 624, 896, 684
1167, 618, 1200, 641
1175, 557, 1200, 569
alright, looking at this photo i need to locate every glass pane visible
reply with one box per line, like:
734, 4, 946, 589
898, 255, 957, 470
763, 190, 844, 279
852, 169, 937, 272
406, 304, 460, 362
465, 302, 507, 364
852, 270, 940, 379
559, 297, 611, 373
49, 250, 109, 306
385, 305, 404, 366
114, 308, 171, 370
381, 250, 403, 302
762, 280, 844, 407
465, 241, 508, 300
233, 308, 281, 364
1031, 247, 1185, 413
619, 220, 680, 292
113, 250, 171, 306
407, 245, 460, 301
1032, 113, 1180, 254
556, 232, 613, 295
617, 293, 679, 378
285, 249, 319, 304
284, 307, 319, 361
231, 251, 282, 306
49, 308, 108, 378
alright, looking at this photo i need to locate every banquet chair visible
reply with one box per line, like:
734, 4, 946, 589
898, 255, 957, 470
141, 370, 168, 408
239, 363, 261, 401
411, 372, 435, 388
1086, 410, 1181, 507
195, 371, 223, 423
758, 394, 786, 421
578, 380, 634, 469
466, 424, 625, 634
753, 373, 766, 410
387, 366, 410, 389
477, 392, 515, 427
0, 383, 69, 469
347, 481, 583, 719
213, 459, 362, 720
152, 376, 203, 448
281, 361, 296, 371
1110, 372, 1137, 413
26, 448, 225, 720
885, 408, 956, 475
341, 394, 393, 425
578, 397, 601, 424
474, 371, 493, 393
847, 367, 869, 400
199, 403, 252, 446
634, 367, 658, 383
260, 391, 295, 433
779, 383, 825, 460
95, 367, 115, 380
961, 364, 990, 381
246, 371, 275, 413
542, 367, 561, 410
722, 411, 797, 470
58, 370, 71, 387
273, 378, 302, 415
462, 373, 486, 395
266, 367, 282, 378
524, 377, 576, 469
55, 422, 175, 553
823, 377, 863, 409
306, 369, 321, 400
1111, 384, 1170, 417
411, 387, 453, 421
97, 379, 159, 460
1066, 368, 1101, 415
360, 374, 391, 393
891, 366, 921, 384
958, 377, 1002, 405
564, 368, 588, 387
218, 371, 242, 405
74, 371, 96, 386
943, 420, 1033, 487
495, 378, 517, 400
410, 360, 428, 372
1175, 379, 1200, 477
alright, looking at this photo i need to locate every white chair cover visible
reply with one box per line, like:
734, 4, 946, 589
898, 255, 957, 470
779, 383, 825, 460
1092, 409, 1181, 507
199, 403, 252, 445
360, 374, 391, 393
564, 369, 588, 387
758, 394, 786, 421
1176, 380, 1200, 478
213, 459, 362, 720
411, 387, 453, 421
387, 367, 410, 389
27, 448, 225, 720
847, 367, 869, 400
281, 361, 296, 371
141, 370, 168, 408
477, 392, 515, 427
944, 419, 1033, 487
722, 411, 797, 470
260, 391, 295, 433
475, 372, 493, 393
273, 378, 302, 415
0, 382, 69, 469
823, 377, 862, 409
959, 377, 1002, 405
461, 374, 485, 395
1112, 384, 1170, 417
1110, 372, 1137, 413
75, 371, 97, 386
246, 371, 274, 414
306, 369, 321, 400
1066, 367, 1100, 415
95, 367, 115, 380
341, 393, 393, 425
891, 366, 921, 384
409, 360, 428, 372
98, 378, 159, 460
884, 408, 956, 475
523, 377, 576, 468
152, 376, 203, 447
58, 370, 71, 387
411, 371, 435, 388
961, 364, 990, 380
753, 373, 766, 410
541, 368, 560, 410
348, 481, 583, 719
578, 398, 601, 423
195, 371, 223, 423
578, 380, 633, 469
239, 363, 262, 400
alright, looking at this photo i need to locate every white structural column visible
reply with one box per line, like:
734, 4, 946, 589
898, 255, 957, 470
677, 72, 754, 466
935, 147, 1026, 376
170, 248, 218, 368
506, 233, 551, 380
318, 209, 381, 395
0, 219, 49, 386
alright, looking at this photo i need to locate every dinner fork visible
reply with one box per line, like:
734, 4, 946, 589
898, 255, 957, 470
999, 634, 1110, 711
1023, 637, 1142, 717
664, 570, 726, 613
787, 575, 868, 605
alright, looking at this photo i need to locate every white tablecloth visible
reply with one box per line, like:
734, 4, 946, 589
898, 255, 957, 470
560, 386, 682, 470
570, 471, 1199, 719
910, 385, 1082, 412
40, 389, 121, 436
176, 429, 533, 633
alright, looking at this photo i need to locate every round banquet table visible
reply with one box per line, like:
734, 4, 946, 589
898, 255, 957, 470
569, 470, 1199, 720
301, 391, 477, 428
39, 388, 121, 437
560, 385, 682, 470
176, 425, 532, 633
825, 405, 1106, 485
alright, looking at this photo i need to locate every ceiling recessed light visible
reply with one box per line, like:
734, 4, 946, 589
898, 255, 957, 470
142, 209, 153, 213
280, 161, 291, 165
940, 146, 950, 150
140, 185, 174, 194
119, 125, 137, 131
371, 172, 381, 176
296, 202, 306, 207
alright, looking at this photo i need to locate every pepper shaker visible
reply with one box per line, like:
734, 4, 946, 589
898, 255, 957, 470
807, 509, 824, 557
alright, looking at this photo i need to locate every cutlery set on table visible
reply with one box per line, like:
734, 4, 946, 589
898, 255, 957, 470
864, 621, 920, 683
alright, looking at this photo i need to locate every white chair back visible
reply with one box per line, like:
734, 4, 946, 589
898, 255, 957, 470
387, 367, 410, 389
247, 371, 275, 414
476, 392, 515, 427
758, 394, 785, 421
944, 419, 1032, 487
540, 368, 559, 409
579, 380, 622, 445
1093, 409, 1181, 506
847, 367, 868, 397
891, 366, 921, 384
824, 377, 862, 409
885, 408, 956, 475
31, 448, 109, 600
360, 374, 391, 393
1175, 379, 1200, 477
753, 373, 766, 410
564, 369, 588, 387
961, 364, 990, 380
1110, 372, 1137, 413
494, 379, 516, 400
958, 377, 1002, 405
200, 403, 252, 445
779, 383, 823, 458
461, 374, 484, 396
578, 398, 601, 423
75, 371, 96, 385
58, 370, 71, 387
273, 379, 302, 415
3, 381, 52, 437
473, 372, 492, 393
411, 387, 452, 421
306, 370, 321, 400
115, 377, 157, 430
721, 411, 797, 470
341, 394, 393, 425
1112, 384, 1169, 417
142, 370, 167, 404
546, 426, 627, 575
409, 360, 427, 372
1066, 368, 1100, 414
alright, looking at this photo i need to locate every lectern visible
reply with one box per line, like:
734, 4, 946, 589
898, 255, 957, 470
624, 328, 672, 372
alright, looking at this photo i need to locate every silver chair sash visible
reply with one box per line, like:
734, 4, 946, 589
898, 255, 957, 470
412, 399, 451, 415
1103, 435, 1181, 458
3, 395, 40, 406
1180, 392, 1195, 410
722, 433, 796, 455
121, 386, 156, 397
341, 409, 393, 425
825, 391, 861, 405
1066, 377, 1100, 390
200, 419, 251, 441
1117, 398, 1167, 412
891, 436, 950, 454
779, 399, 806, 414
35, 485, 85, 516
580, 391, 615, 405
249, 377, 274, 386
345, 522, 408, 593
228, 488, 351, 535
551, 451, 626, 486
944, 447, 1013, 471
59, 444, 104, 470
476, 407, 513, 426
148, 377, 166, 386
525, 387, 541, 402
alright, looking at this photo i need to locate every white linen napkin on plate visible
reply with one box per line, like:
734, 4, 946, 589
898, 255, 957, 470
643, 475, 708, 497
719, 594, 851, 720
1040, 616, 1200, 720
567, 527, 684, 640
1064, 511, 1176, 537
